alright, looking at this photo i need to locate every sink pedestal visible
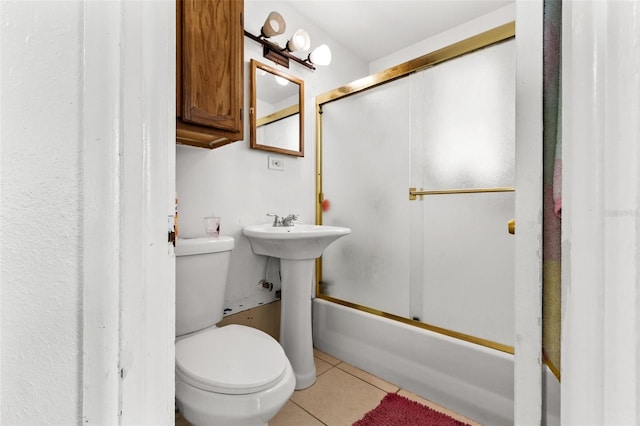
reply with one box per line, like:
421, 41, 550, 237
242, 223, 351, 391
279, 258, 316, 390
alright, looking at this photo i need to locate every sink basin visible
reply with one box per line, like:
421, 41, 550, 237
243, 223, 351, 260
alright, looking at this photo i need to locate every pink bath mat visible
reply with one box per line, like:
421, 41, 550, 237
353, 393, 472, 426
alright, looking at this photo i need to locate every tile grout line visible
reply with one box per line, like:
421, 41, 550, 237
286, 360, 336, 426
303, 360, 391, 425
298, 360, 385, 426
288, 399, 329, 426
332, 362, 401, 395
311, 354, 478, 425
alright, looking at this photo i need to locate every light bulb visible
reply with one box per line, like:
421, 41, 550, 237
309, 44, 331, 66
275, 75, 289, 86
287, 29, 311, 52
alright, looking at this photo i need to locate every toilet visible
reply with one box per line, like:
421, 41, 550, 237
175, 237, 295, 426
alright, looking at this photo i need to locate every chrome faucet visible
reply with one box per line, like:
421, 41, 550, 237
267, 213, 299, 227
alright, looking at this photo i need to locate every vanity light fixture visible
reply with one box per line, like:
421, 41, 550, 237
244, 11, 332, 71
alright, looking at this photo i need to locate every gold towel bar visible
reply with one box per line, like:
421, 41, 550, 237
409, 187, 515, 200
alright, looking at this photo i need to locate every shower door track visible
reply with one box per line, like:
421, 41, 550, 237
318, 294, 514, 355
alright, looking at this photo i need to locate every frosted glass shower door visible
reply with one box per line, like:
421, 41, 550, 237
320, 78, 413, 318
409, 40, 516, 346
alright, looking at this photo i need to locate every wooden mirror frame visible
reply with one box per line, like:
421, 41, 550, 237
250, 59, 304, 156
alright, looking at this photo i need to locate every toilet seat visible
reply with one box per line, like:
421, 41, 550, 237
176, 324, 288, 395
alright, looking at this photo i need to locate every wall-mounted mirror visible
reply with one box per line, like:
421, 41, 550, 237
250, 59, 304, 157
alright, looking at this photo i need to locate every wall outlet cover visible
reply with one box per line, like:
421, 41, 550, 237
268, 156, 285, 171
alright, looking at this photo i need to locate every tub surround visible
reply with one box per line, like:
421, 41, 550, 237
313, 299, 560, 426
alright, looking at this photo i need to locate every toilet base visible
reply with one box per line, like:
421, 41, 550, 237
175, 361, 295, 426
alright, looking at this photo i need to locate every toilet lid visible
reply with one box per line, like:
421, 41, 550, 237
175, 324, 289, 395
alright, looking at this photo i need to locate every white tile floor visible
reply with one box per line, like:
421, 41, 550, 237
176, 349, 481, 426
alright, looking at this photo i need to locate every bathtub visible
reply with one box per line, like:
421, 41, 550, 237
312, 298, 560, 425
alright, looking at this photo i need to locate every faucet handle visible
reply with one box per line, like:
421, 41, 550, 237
266, 213, 280, 226
281, 214, 299, 226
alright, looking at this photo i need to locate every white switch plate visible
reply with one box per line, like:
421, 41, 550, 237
268, 156, 284, 171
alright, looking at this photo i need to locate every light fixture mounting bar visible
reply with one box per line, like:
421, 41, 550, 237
244, 30, 315, 70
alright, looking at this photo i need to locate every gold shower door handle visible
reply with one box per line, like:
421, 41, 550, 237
409, 186, 515, 200
508, 219, 515, 235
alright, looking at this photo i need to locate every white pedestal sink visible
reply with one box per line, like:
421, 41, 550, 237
243, 223, 351, 389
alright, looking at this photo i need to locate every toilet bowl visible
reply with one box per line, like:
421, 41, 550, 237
175, 237, 295, 426
175, 325, 295, 426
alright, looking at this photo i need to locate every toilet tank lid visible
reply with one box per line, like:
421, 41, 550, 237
175, 236, 235, 256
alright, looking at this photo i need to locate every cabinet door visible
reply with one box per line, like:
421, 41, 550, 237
181, 0, 243, 135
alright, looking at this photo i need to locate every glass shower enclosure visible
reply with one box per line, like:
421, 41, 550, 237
316, 25, 516, 352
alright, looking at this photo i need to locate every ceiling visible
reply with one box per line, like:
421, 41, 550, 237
285, 0, 513, 64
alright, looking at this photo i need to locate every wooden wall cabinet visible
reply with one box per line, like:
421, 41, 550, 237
176, 0, 244, 149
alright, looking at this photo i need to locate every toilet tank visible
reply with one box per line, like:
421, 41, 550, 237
175, 237, 234, 336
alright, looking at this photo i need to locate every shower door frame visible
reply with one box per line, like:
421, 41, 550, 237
314, 22, 516, 355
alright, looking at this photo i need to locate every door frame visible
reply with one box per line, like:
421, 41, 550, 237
561, 1, 640, 423
81, 1, 176, 423
513, 0, 544, 424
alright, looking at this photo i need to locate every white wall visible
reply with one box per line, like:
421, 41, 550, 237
1, 2, 84, 423
176, 0, 369, 314
370, 3, 515, 73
